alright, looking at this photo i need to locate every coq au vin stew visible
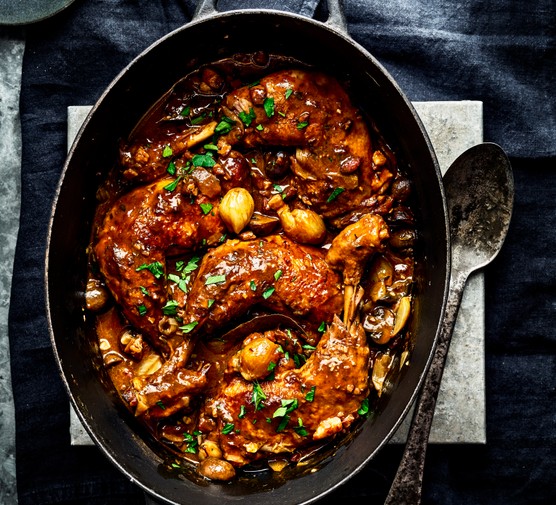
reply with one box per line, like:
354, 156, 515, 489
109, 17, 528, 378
85, 53, 417, 482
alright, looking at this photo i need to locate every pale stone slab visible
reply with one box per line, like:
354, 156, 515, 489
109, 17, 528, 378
391, 101, 486, 444
68, 101, 486, 446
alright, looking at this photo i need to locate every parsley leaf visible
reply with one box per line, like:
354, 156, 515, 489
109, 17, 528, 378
192, 153, 215, 168
221, 423, 235, 435
326, 187, 345, 203
164, 176, 182, 192
263, 97, 275, 118
162, 145, 173, 158
358, 397, 370, 417
200, 202, 214, 215
238, 107, 256, 126
215, 117, 235, 135
162, 299, 179, 316
179, 321, 198, 333
252, 381, 266, 411
136, 261, 164, 279
262, 286, 275, 299
205, 274, 226, 285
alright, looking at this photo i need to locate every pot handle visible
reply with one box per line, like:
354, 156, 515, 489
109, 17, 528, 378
193, 0, 348, 35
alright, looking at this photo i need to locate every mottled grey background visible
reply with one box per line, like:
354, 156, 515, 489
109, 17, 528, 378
0, 31, 24, 505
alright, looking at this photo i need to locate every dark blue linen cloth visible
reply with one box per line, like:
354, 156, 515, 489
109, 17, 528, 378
9, 0, 556, 503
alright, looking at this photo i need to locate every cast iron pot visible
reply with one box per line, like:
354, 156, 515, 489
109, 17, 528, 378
45, 1, 450, 503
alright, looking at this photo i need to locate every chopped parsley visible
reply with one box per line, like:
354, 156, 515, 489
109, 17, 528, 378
297, 121, 309, 129
179, 321, 198, 333
136, 261, 164, 279
192, 153, 215, 168
294, 418, 308, 437
252, 381, 266, 411
274, 269, 283, 281
164, 175, 182, 192
262, 286, 275, 299
263, 97, 275, 118
200, 202, 214, 215
305, 386, 316, 402
221, 423, 235, 435
178, 256, 200, 274
162, 144, 173, 158
238, 405, 247, 419
326, 187, 345, 203
205, 274, 226, 285
215, 116, 235, 135
272, 399, 298, 419
183, 433, 198, 454
285, 88, 293, 99
137, 304, 147, 316
317, 321, 327, 333
166, 160, 176, 175
162, 299, 179, 316
358, 397, 370, 417
238, 107, 256, 126
168, 273, 188, 293
250, 280, 257, 291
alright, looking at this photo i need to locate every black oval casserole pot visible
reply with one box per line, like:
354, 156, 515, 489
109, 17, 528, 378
45, 3, 450, 504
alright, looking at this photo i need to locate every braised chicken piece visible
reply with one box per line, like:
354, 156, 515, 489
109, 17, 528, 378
224, 69, 383, 217
326, 213, 390, 323
199, 315, 370, 466
132, 235, 344, 416
94, 176, 226, 353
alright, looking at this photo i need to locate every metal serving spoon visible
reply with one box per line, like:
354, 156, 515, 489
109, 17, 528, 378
384, 142, 514, 505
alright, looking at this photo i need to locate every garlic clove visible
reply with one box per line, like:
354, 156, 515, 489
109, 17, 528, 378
219, 187, 255, 234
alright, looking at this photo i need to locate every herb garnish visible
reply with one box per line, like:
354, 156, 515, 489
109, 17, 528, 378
238, 107, 256, 126
183, 432, 198, 454
305, 386, 316, 402
164, 175, 182, 192
215, 117, 235, 135
162, 145, 173, 158
162, 299, 179, 316
221, 423, 235, 435
294, 418, 308, 436
262, 286, 275, 299
192, 153, 215, 168
358, 397, 370, 417
200, 202, 214, 215
252, 381, 266, 411
136, 261, 164, 279
327, 187, 345, 202
263, 97, 275, 118
179, 321, 198, 333
205, 274, 226, 285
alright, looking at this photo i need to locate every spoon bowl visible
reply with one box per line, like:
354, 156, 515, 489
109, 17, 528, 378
385, 142, 514, 504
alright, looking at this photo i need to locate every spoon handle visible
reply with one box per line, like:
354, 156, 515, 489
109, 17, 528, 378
384, 271, 467, 505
